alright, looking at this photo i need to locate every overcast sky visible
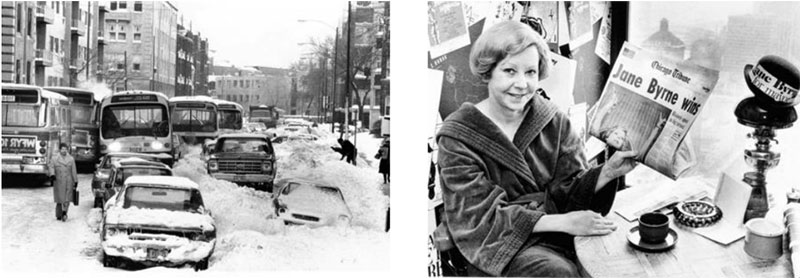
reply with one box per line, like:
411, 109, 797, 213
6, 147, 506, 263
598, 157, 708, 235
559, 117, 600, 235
174, 1, 346, 69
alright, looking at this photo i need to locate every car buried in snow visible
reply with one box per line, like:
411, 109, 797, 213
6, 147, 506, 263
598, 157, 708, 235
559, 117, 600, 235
272, 179, 352, 227
101, 175, 215, 271
206, 133, 276, 192
91, 152, 173, 208
270, 133, 319, 144
101, 158, 173, 208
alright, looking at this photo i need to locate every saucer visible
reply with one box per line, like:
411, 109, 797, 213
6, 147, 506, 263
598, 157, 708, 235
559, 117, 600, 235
627, 226, 678, 252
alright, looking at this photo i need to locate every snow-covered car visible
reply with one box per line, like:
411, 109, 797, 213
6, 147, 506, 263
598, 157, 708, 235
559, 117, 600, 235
91, 152, 173, 208
102, 158, 172, 207
206, 133, 276, 192
101, 175, 215, 271
271, 133, 319, 144
272, 179, 352, 227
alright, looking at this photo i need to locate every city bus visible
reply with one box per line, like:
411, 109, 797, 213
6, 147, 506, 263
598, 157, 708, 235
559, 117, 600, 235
249, 105, 280, 128
214, 99, 244, 133
2, 84, 72, 181
169, 96, 219, 144
45, 87, 100, 167
98, 90, 175, 164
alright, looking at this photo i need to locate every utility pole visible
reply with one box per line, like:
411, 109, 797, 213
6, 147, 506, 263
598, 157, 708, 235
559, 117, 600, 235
345, 1, 355, 165
331, 27, 338, 134
124, 50, 128, 91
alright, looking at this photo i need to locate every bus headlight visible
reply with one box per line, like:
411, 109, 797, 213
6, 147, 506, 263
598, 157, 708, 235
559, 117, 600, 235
108, 142, 122, 152
151, 141, 164, 150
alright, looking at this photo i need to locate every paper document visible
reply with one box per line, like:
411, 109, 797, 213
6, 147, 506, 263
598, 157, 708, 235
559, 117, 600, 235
614, 181, 710, 222
693, 173, 750, 245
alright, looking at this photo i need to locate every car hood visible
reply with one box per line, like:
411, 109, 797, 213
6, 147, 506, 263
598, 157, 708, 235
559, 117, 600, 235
105, 207, 215, 231
211, 152, 273, 160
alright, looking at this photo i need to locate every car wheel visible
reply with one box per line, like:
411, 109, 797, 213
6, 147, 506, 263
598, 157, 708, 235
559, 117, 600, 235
93, 197, 103, 208
194, 257, 209, 271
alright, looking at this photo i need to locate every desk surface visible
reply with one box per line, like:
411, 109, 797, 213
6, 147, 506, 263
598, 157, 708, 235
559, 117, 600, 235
575, 206, 792, 278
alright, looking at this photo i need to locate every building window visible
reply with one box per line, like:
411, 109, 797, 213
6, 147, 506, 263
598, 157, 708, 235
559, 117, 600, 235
134, 1, 142, 12
116, 63, 124, 70
16, 4, 22, 33
110, 1, 117, 10
60, 39, 64, 54
119, 1, 127, 10
132, 63, 140, 71
27, 7, 32, 36
118, 32, 126, 41
133, 33, 141, 42
233, 80, 237, 88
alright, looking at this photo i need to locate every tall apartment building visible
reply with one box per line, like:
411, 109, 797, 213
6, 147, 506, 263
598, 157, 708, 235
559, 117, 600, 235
2, 2, 37, 84
2, 1, 98, 87
103, 1, 177, 96
174, 21, 209, 96
721, 2, 800, 74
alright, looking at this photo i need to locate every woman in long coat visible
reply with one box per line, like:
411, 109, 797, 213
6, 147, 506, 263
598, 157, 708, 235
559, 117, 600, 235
377, 138, 390, 183
436, 21, 638, 277
49, 143, 77, 221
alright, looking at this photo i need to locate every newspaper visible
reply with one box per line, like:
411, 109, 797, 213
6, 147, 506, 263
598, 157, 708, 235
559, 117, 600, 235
588, 42, 718, 179
428, 2, 470, 59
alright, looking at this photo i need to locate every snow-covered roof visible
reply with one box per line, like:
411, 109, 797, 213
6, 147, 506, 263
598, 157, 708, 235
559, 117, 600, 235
113, 158, 171, 169
124, 176, 199, 190
105, 152, 173, 159
218, 133, 270, 139
2, 83, 71, 101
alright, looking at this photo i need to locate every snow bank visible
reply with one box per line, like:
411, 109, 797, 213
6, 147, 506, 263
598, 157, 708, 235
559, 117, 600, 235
169, 136, 389, 270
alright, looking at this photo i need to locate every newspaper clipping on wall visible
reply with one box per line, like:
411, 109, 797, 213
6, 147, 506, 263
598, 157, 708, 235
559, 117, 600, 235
588, 42, 718, 179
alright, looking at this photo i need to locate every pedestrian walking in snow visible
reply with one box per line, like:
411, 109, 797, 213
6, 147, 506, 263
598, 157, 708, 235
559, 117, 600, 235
376, 138, 390, 183
49, 143, 78, 221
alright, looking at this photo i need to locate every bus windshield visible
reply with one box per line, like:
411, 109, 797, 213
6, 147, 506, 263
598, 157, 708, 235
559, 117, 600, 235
102, 105, 168, 139
218, 110, 242, 130
72, 106, 93, 124
172, 108, 217, 132
2, 104, 42, 127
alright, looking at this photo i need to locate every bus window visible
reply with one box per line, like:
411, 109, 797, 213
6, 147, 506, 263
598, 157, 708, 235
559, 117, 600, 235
2, 104, 41, 127
71, 105, 93, 124
102, 105, 168, 138
50, 106, 59, 126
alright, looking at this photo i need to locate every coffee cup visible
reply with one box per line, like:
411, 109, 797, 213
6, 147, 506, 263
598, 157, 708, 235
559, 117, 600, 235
744, 218, 785, 260
639, 212, 670, 243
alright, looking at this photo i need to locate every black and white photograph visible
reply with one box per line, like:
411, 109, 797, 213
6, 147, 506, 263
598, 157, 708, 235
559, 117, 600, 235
427, 1, 800, 277
1, 0, 390, 273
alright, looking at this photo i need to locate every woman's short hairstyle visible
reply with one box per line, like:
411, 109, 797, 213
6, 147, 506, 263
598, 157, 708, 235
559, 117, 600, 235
469, 20, 551, 81
59, 143, 69, 150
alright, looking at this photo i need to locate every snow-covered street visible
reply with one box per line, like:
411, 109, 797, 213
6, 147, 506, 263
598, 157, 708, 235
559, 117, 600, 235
2, 127, 389, 272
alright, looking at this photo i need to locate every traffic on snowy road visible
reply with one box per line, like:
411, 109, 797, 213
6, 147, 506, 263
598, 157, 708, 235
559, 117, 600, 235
2, 87, 390, 272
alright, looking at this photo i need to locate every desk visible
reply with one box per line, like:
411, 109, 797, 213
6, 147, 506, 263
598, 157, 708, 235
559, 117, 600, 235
575, 205, 792, 277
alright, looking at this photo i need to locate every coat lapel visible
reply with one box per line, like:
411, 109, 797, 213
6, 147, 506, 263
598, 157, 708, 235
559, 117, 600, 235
438, 94, 559, 192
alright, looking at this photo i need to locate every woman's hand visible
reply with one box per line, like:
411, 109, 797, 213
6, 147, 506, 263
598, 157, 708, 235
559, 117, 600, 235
597, 150, 638, 189
559, 210, 617, 236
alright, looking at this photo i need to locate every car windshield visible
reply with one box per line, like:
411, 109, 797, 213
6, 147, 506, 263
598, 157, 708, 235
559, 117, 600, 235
102, 105, 168, 138
219, 110, 242, 130
2, 104, 42, 127
113, 168, 171, 186
123, 185, 203, 213
216, 138, 271, 153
